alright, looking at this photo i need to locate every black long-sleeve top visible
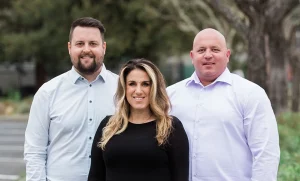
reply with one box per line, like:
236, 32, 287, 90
88, 116, 189, 181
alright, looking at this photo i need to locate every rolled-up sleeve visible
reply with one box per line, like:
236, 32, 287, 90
24, 89, 50, 181
243, 87, 280, 181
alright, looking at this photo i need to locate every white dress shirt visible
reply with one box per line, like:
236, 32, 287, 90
24, 65, 118, 181
167, 68, 280, 181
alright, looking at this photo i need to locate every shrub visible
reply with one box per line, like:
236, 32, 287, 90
277, 112, 300, 180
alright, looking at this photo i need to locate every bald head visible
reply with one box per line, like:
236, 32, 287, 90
190, 28, 231, 86
193, 28, 227, 50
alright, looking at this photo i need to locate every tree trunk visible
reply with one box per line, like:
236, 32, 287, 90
266, 25, 288, 114
246, 22, 268, 93
35, 61, 47, 91
290, 55, 300, 112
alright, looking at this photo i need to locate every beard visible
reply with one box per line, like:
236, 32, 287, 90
76, 52, 103, 75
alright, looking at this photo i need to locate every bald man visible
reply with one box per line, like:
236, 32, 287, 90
167, 28, 280, 181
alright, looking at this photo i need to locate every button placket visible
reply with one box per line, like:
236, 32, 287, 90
192, 101, 201, 179
87, 82, 95, 155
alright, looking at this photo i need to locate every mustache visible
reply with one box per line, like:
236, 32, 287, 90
79, 52, 95, 58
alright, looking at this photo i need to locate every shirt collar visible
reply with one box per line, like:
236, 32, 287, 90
69, 64, 108, 84
185, 67, 232, 87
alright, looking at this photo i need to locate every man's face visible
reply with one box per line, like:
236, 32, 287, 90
68, 26, 106, 75
190, 29, 230, 86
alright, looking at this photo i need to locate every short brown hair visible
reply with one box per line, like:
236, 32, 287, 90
69, 17, 105, 42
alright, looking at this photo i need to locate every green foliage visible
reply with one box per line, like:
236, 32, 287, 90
277, 112, 300, 180
0, 0, 193, 75
6, 89, 21, 101
0, 95, 33, 115
15, 96, 32, 114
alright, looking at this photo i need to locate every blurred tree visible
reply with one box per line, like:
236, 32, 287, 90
1, 0, 75, 89
84, 0, 194, 69
0, 0, 193, 90
285, 6, 300, 112
0, 0, 13, 61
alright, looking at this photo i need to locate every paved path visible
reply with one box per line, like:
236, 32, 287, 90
0, 116, 27, 181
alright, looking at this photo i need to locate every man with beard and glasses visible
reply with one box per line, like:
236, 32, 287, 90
24, 17, 118, 181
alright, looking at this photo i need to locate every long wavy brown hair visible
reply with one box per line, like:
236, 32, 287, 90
98, 58, 173, 150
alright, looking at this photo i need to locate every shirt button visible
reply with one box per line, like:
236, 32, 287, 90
89, 100, 92, 103
89, 84, 92, 87
89, 118, 92, 121
193, 154, 196, 158
81, 77, 84, 80
89, 155, 91, 158
194, 136, 198, 140
89, 137, 92, 140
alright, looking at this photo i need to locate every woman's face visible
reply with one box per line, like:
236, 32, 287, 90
125, 69, 151, 112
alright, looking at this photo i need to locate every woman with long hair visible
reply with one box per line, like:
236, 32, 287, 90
88, 58, 189, 181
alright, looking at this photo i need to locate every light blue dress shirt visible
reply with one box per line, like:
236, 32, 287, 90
167, 68, 280, 181
24, 65, 118, 181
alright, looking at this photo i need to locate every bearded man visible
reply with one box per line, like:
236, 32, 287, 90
24, 17, 118, 181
